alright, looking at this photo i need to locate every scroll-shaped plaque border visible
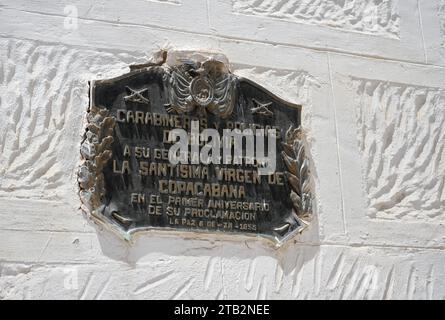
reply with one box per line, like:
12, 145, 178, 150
78, 50, 314, 246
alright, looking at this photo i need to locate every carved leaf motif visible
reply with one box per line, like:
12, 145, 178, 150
97, 136, 114, 154
296, 143, 305, 164
282, 151, 298, 175
281, 142, 294, 157
78, 105, 116, 218
290, 190, 301, 212
302, 179, 311, 194
286, 172, 301, 195
275, 126, 313, 239
101, 117, 116, 138
80, 140, 95, 159
300, 161, 308, 181
87, 123, 100, 135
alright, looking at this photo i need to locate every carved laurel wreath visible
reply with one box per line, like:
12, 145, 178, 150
274, 126, 313, 238
78, 105, 116, 216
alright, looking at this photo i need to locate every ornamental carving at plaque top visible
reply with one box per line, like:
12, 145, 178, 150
78, 50, 313, 245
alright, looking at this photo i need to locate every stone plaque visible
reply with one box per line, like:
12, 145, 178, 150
79, 51, 313, 244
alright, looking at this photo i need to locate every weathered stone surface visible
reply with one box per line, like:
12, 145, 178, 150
0, 39, 147, 201
354, 80, 445, 221
232, 0, 400, 37
1, 244, 444, 299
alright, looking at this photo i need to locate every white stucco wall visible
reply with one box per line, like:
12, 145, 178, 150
0, 0, 444, 299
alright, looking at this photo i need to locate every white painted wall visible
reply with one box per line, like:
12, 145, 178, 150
0, 0, 444, 299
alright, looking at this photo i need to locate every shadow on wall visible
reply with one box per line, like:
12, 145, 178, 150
92, 214, 320, 278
